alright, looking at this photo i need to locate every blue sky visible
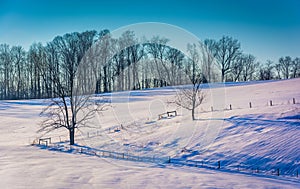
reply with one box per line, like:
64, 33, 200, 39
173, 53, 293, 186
1, 0, 299, 63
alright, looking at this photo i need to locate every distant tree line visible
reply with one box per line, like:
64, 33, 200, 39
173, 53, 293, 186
0, 30, 299, 100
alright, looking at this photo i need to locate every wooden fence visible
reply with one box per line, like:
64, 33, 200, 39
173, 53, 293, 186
36, 142, 299, 179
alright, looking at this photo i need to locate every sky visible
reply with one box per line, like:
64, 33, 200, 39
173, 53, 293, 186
0, 0, 299, 63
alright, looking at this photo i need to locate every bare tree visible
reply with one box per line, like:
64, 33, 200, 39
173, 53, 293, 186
119, 31, 136, 90
147, 36, 170, 87
279, 56, 292, 79
38, 31, 107, 145
291, 57, 300, 78
111, 37, 125, 91
259, 60, 274, 80
0, 44, 12, 99
174, 43, 205, 120
230, 54, 244, 81
10, 46, 26, 99
210, 36, 241, 82
275, 63, 282, 79
240, 54, 257, 81
27, 43, 44, 99
166, 47, 185, 85
89, 29, 113, 93
130, 43, 145, 89
202, 40, 217, 83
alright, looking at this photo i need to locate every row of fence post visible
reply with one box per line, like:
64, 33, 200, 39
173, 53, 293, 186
210, 98, 297, 111
166, 157, 299, 178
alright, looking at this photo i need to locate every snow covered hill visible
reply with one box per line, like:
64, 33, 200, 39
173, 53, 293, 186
0, 78, 299, 188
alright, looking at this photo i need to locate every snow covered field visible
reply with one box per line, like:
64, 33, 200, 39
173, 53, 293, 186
0, 78, 300, 188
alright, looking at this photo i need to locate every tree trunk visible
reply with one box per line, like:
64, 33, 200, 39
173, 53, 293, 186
192, 108, 195, 120
69, 129, 75, 145
192, 94, 197, 121
192, 90, 196, 120
221, 69, 225, 82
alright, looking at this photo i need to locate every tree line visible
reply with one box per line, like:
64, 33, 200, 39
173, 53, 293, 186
0, 29, 299, 100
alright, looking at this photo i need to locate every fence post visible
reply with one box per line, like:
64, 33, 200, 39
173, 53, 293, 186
229, 104, 232, 110
270, 100, 273, 106
293, 98, 296, 104
249, 102, 252, 108
218, 161, 220, 169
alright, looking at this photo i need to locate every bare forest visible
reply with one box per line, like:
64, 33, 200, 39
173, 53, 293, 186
0, 30, 299, 101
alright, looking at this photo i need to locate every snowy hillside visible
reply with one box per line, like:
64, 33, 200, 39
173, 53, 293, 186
0, 78, 300, 188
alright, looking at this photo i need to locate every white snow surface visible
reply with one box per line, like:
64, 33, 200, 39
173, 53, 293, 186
0, 78, 300, 188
